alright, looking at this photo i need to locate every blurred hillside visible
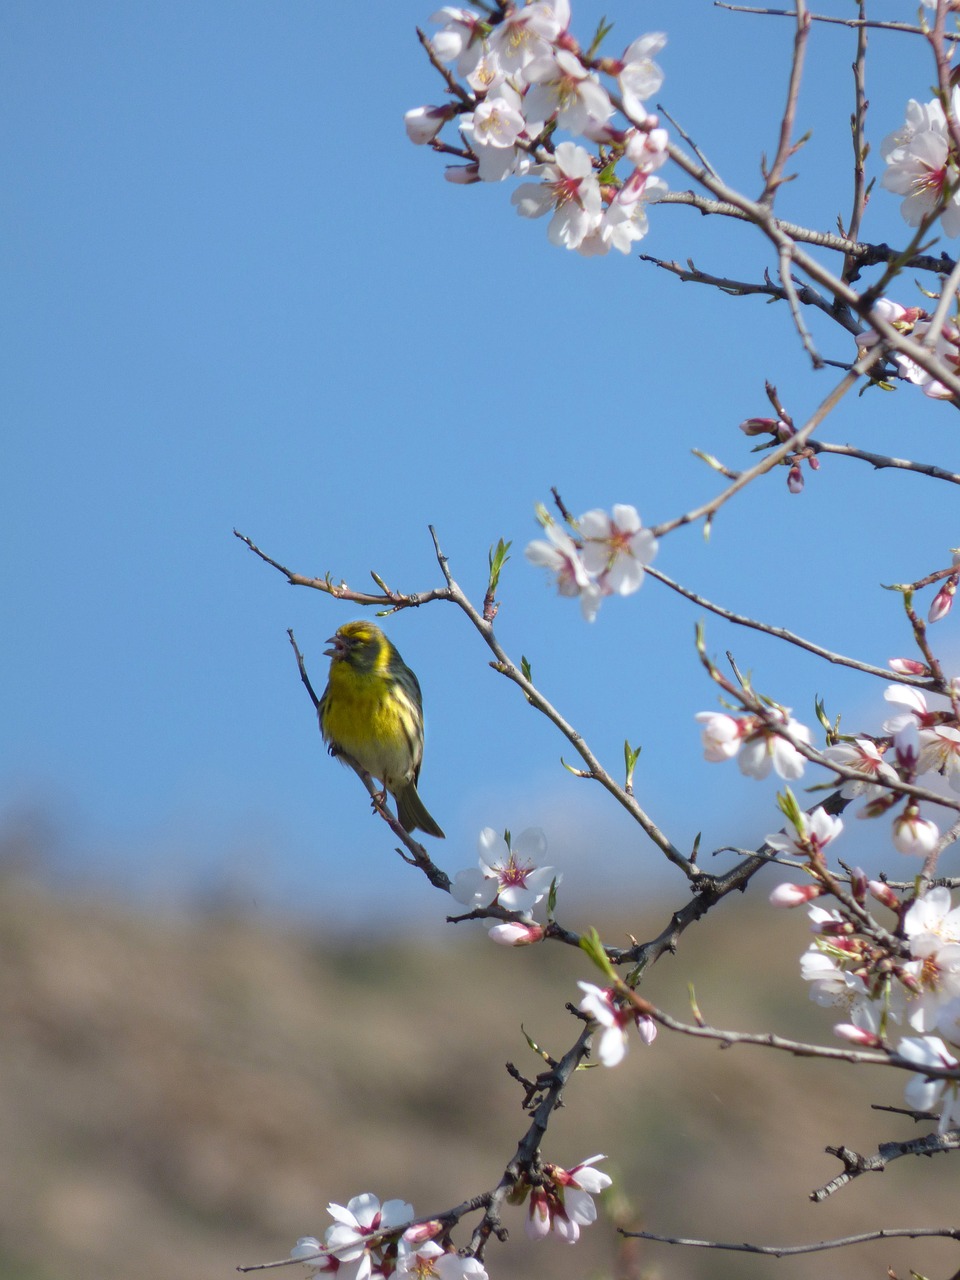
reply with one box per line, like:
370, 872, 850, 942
1, 844, 959, 1280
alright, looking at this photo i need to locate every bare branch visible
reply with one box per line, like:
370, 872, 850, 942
626, 1225, 960, 1255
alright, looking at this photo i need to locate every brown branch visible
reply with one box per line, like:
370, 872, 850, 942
812, 1129, 960, 1201
761, 0, 811, 204
810, 441, 960, 486
714, 2, 960, 43
646, 564, 934, 686
626, 1225, 960, 1255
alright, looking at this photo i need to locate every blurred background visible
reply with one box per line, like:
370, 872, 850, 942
3, 2, 960, 1278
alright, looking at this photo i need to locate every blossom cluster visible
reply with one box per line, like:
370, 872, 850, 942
696, 674, 960, 857
289, 1170, 612, 1278
525, 502, 658, 621
882, 89, 960, 238
451, 827, 557, 944
407, 3, 670, 254
775, 871, 960, 1133
577, 981, 657, 1066
856, 296, 960, 400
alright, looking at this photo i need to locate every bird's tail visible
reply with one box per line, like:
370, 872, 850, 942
395, 782, 445, 839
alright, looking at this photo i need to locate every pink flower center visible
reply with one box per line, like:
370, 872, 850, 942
498, 854, 533, 888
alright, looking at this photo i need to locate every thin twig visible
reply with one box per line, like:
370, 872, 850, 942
627, 1225, 960, 1254
646, 564, 933, 685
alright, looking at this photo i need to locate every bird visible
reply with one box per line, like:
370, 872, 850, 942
318, 620, 445, 839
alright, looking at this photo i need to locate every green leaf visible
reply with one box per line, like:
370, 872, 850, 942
579, 927, 616, 981
623, 739, 642, 789
487, 538, 512, 594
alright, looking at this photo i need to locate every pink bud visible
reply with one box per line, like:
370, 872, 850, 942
769, 882, 823, 908
868, 879, 901, 911
739, 416, 779, 436
929, 577, 957, 624
787, 463, 804, 494
488, 921, 544, 946
635, 1014, 658, 1045
850, 867, 867, 903
403, 1221, 444, 1245
889, 658, 928, 675
808, 455, 820, 471
833, 1023, 881, 1047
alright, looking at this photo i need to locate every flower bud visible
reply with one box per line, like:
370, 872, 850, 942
833, 1023, 881, 1047
739, 416, 779, 436
888, 658, 928, 675
892, 805, 940, 857
929, 577, 957, 624
787, 463, 804, 494
868, 879, 901, 911
488, 921, 545, 946
769, 882, 823, 908
403, 1221, 444, 1245
404, 105, 452, 145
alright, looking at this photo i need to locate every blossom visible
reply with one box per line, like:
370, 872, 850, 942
397, 1240, 487, 1280
765, 806, 843, 858
695, 711, 743, 762
616, 33, 666, 122
522, 49, 613, 135
527, 1156, 613, 1243
451, 827, 556, 913
899, 1035, 960, 1132
292, 1195, 415, 1280
919, 725, 960, 790
883, 683, 936, 734
881, 90, 960, 237
429, 7, 486, 78
737, 713, 811, 781
906, 887, 960, 951
578, 982, 656, 1067
892, 805, 940, 858
576, 178, 666, 255
819, 738, 891, 801
486, 2, 563, 76
525, 518, 602, 621
511, 141, 602, 249
578, 504, 658, 594
326, 1194, 414, 1279
459, 89, 530, 182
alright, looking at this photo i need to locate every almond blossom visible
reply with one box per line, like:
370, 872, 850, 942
578, 981, 657, 1067
820, 737, 892, 801
578, 503, 658, 595
396, 1240, 488, 1280
522, 49, 613, 135
525, 516, 602, 621
510, 141, 603, 249
292, 1194, 415, 1280
881, 89, 960, 236
451, 827, 556, 914
526, 1156, 613, 1243
899, 1036, 960, 1133
765, 804, 843, 859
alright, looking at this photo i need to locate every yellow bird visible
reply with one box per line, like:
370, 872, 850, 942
318, 620, 445, 839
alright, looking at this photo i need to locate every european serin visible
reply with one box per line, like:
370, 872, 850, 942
319, 620, 445, 839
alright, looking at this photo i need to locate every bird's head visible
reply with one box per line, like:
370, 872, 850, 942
324, 620, 390, 673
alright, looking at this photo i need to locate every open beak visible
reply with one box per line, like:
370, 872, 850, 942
323, 633, 345, 660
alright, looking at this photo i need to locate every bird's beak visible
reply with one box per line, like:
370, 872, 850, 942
323, 633, 345, 659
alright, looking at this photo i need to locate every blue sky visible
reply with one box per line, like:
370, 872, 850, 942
3, 1, 959, 923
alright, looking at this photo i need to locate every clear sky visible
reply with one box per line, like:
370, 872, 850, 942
3, 1, 959, 924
